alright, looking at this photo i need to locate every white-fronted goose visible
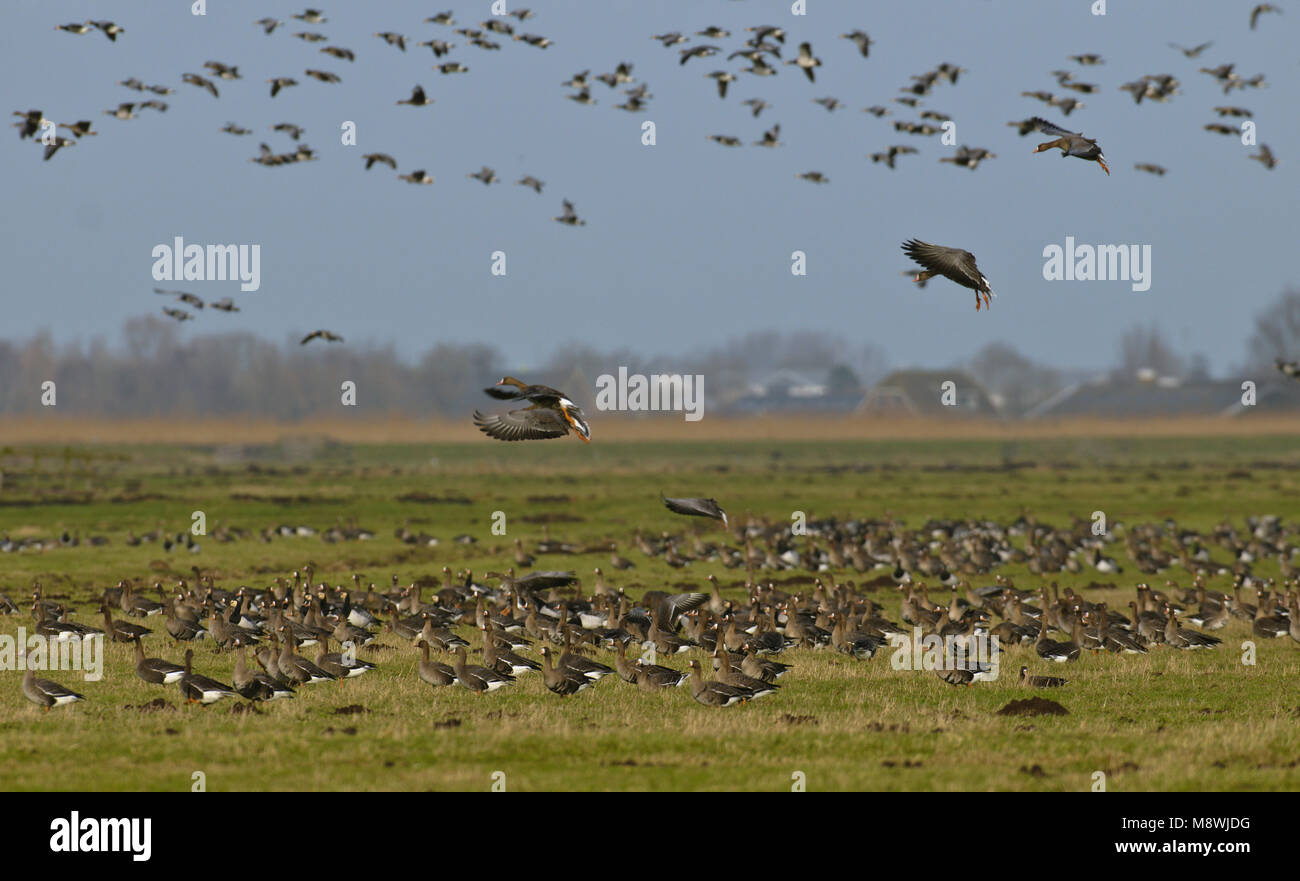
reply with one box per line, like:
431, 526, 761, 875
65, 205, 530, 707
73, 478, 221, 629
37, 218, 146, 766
661, 495, 727, 529
103, 604, 151, 642
1250, 4, 1282, 29
552, 199, 586, 226
268, 77, 298, 97
182, 73, 219, 98
452, 647, 514, 694
1249, 144, 1277, 170
179, 649, 239, 704
680, 45, 721, 65
1028, 117, 1108, 174
233, 645, 294, 700
133, 637, 185, 685
901, 239, 995, 311
398, 169, 434, 184
314, 636, 376, 679
418, 641, 457, 688
1035, 617, 1081, 662
277, 627, 337, 685
787, 42, 822, 82
842, 30, 873, 57
256, 18, 282, 34
22, 655, 85, 710
300, 330, 343, 345
540, 646, 591, 696
474, 376, 591, 442
92, 20, 125, 40
1165, 610, 1222, 649
713, 647, 777, 698
292, 8, 328, 23
687, 660, 747, 707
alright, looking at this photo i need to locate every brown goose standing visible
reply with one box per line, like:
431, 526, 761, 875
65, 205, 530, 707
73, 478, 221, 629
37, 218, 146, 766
540, 646, 591, 695
179, 649, 239, 704
133, 637, 185, 685
687, 659, 748, 707
22, 654, 85, 710
901, 239, 995, 311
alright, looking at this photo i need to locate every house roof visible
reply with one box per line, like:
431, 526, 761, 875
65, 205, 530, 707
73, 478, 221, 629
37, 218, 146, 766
1026, 377, 1300, 419
858, 370, 997, 416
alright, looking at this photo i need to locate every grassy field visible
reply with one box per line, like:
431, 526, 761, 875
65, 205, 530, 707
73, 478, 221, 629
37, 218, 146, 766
1, 428, 1299, 791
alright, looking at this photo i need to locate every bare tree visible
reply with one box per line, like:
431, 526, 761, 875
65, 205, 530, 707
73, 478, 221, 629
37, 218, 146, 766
965, 342, 1063, 415
1244, 288, 1300, 372
1117, 324, 1187, 378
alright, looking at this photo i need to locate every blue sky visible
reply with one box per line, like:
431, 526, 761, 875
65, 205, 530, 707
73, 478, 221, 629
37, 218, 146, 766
3, 0, 1296, 374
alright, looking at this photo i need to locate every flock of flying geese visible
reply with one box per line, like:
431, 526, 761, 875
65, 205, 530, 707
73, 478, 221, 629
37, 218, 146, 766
16, 498, 1300, 710
13, 5, 1290, 329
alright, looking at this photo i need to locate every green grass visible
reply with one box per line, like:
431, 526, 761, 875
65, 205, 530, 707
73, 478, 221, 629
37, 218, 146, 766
1, 435, 1299, 791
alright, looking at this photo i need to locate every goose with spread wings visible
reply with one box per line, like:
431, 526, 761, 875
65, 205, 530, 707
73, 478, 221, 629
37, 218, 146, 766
661, 494, 728, 528
901, 239, 996, 311
1027, 117, 1109, 174
473, 376, 591, 443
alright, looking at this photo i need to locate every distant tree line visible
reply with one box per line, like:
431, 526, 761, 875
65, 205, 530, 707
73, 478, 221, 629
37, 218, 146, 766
3, 289, 1294, 418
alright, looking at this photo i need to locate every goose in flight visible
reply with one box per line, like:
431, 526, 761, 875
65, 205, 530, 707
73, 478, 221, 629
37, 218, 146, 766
397, 84, 433, 106
842, 30, 873, 58
398, 169, 434, 184
363, 152, 397, 170
1249, 143, 1277, 170
661, 495, 728, 529
788, 42, 822, 82
1250, 4, 1282, 29
268, 77, 297, 97
902, 239, 996, 312
474, 377, 591, 443
553, 199, 585, 226
1169, 40, 1213, 57
90, 21, 125, 41
182, 73, 219, 98
1028, 117, 1109, 174
680, 45, 720, 65
300, 330, 343, 345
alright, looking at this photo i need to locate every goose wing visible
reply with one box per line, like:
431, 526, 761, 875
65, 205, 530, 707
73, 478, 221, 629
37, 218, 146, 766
1027, 116, 1080, 138
661, 495, 728, 525
473, 407, 570, 441
901, 239, 985, 290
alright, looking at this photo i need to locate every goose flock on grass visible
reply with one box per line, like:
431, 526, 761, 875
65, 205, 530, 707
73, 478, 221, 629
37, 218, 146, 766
11, 504, 1300, 710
